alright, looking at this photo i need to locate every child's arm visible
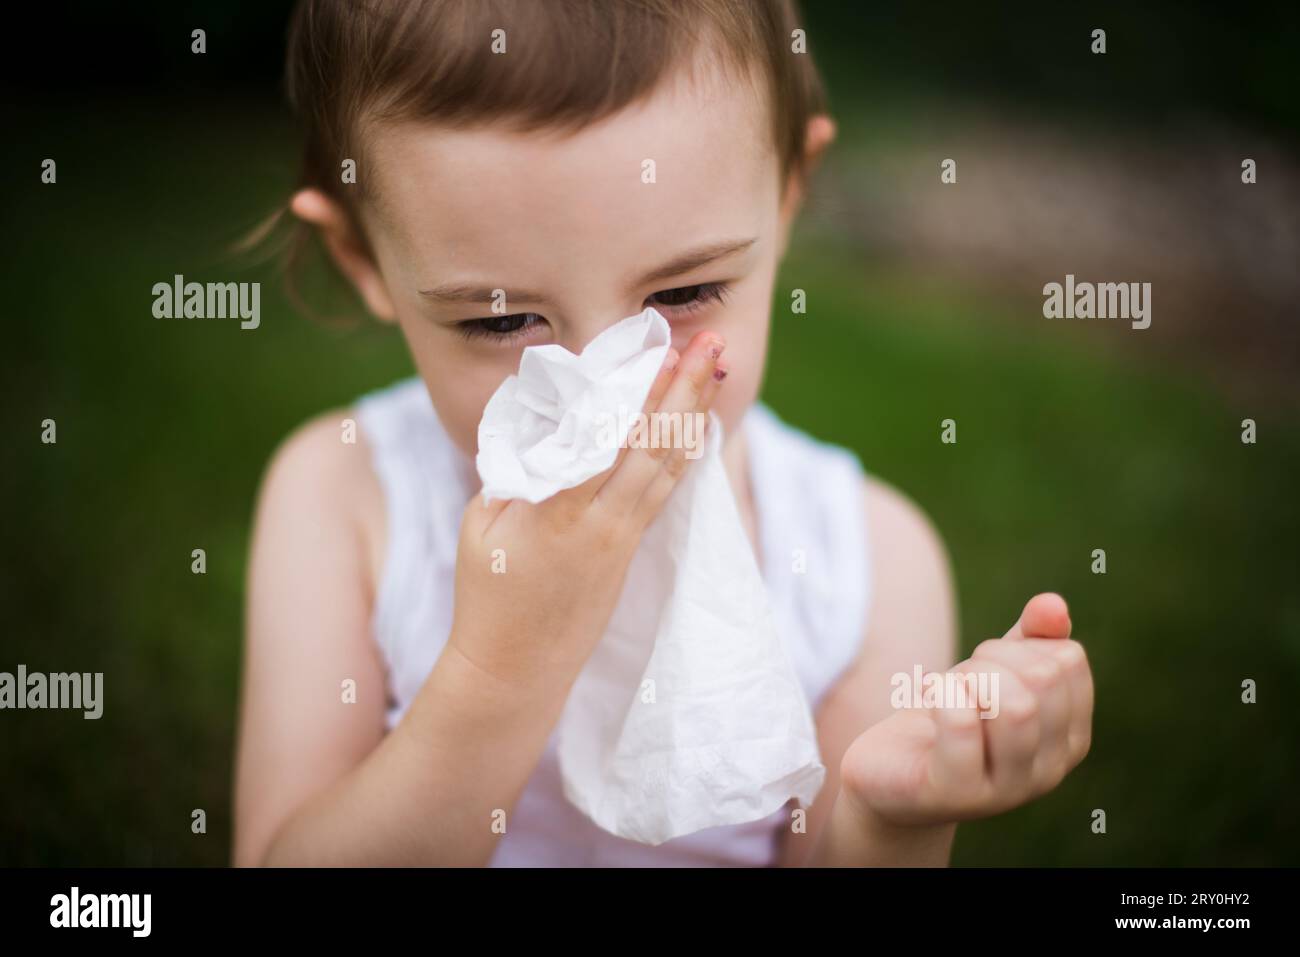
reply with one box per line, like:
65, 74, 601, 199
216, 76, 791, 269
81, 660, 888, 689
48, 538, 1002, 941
232, 412, 558, 866
774, 478, 959, 867
233, 334, 726, 866
776, 480, 1094, 867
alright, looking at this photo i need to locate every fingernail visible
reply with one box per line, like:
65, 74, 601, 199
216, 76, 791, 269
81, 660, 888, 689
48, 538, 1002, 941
665, 348, 680, 371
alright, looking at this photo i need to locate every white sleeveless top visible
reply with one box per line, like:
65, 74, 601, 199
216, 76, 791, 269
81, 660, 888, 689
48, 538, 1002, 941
354, 377, 872, 866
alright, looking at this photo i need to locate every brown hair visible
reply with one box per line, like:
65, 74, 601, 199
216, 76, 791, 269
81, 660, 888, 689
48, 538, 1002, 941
243, 0, 828, 319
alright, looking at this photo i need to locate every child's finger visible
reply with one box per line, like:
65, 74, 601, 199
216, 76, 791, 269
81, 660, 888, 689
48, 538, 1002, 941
974, 639, 1072, 780
692, 355, 727, 419
566, 347, 680, 507
595, 331, 722, 514
630, 356, 727, 521
926, 676, 985, 800
1003, 592, 1071, 641
1004, 595, 1089, 762
1025, 638, 1092, 763
961, 655, 1040, 790
643, 347, 681, 413
966, 660, 1040, 794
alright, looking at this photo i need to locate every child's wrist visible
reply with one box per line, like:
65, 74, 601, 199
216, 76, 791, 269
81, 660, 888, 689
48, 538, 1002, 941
428, 632, 576, 726
820, 786, 956, 867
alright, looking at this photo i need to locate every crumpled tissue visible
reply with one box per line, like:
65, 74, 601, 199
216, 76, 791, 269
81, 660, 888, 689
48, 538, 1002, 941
475, 306, 825, 845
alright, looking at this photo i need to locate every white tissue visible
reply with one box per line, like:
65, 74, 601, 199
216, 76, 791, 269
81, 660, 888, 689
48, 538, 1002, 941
475, 307, 826, 845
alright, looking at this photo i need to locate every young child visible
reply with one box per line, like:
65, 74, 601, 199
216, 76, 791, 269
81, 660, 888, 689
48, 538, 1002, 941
233, 0, 1093, 867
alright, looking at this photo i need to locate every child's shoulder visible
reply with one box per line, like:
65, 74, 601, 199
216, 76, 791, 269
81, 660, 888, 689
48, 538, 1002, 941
861, 473, 949, 580
253, 406, 387, 602
258, 406, 384, 514
858, 468, 955, 667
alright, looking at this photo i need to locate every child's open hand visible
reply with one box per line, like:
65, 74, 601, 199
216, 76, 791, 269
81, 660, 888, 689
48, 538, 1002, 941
839, 593, 1093, 827
447, 330, 728, 692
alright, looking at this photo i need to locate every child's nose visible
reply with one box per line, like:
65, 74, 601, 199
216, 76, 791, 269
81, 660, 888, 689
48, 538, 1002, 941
556, 309, 640, 355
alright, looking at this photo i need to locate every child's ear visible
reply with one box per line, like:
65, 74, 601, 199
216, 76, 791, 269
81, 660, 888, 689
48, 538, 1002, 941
777, 114, 837, 254
290, 188, 398, 322
803, 113, 837, 176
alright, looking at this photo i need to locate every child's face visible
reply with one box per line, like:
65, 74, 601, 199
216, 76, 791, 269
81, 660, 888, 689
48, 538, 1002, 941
350, 62, 800, 460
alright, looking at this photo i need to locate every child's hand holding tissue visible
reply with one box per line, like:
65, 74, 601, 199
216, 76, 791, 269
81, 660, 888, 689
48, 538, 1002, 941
463, 308, 825, 846
448, 323, 727, 696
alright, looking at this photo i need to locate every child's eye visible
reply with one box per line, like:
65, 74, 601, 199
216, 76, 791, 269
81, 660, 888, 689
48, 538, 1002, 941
646, 282, 729, 313
454, 312, 546, 342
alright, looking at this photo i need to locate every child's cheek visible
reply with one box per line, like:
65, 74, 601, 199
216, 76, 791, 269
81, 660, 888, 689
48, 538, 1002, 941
421, 367, 506, 461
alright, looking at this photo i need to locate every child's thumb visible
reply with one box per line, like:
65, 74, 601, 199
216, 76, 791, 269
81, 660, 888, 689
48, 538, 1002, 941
1005, 592, 1071, 641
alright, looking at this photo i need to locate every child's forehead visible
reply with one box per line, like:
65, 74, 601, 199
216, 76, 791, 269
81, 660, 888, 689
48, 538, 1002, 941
362, 61, 775, 243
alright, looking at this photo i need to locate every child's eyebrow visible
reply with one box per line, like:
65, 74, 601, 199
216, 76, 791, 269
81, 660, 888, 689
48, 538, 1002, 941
416, 237, 757, 307
418, 283, 550, 306
636, 238, 757, 287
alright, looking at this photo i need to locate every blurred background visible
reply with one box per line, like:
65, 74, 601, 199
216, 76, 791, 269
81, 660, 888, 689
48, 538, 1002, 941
3, 1, 1297, 866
